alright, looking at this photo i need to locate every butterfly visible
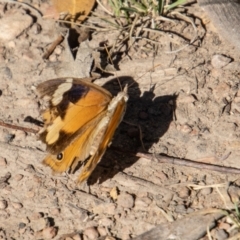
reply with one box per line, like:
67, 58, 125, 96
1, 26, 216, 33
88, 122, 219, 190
37, 77, 128, 183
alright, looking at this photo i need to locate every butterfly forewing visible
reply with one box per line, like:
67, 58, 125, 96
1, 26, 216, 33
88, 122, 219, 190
37, 78, 112, 154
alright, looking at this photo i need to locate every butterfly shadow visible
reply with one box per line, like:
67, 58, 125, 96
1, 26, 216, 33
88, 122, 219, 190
88, 76, 177, 185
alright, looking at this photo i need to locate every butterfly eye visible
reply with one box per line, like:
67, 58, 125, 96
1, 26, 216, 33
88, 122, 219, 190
57, 153, 63, 160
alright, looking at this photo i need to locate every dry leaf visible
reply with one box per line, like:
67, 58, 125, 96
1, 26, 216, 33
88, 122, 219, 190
51, 0, 95, 22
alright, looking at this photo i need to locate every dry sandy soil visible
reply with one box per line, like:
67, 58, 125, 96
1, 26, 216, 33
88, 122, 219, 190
0, 1, 240, 240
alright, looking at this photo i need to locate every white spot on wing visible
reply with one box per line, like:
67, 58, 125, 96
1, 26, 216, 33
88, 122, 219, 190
52, 81, 73, 106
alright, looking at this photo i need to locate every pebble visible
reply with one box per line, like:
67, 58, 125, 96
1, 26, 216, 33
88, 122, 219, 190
83, 227, 99, 240
18, 222, 26, 229
0, 67, 12, 80
42, 227, 58, 239
49, 208, 60, 216
175, 204, 187, 213
99, 217, 114, 227
49, 54, 57, 62
30, 212, 44, 221
0, 10, 33, 41
110, 186, 118, 200
54, 46, 63, 55
214, 229, 228, 240
13, 174, 23, 181
117, 192, 134, 208
211, 54, 231, 69
92, 203, 116, 215
0, 157, 7, 167
0, 200, 7, 209
134, 198, 150, 209
199, 187, 212, 196
97, 226, 107, 236
26, 190, 35, 198
2, 186, 11, 195
178, 124, 192, 134
105, 237, 116, 240
177, 187, 190, 199
72, 234, 82, 240
30, 23, 42, 35
11, 202, 23, 209
218, 222, 231, 230
212, 82, 230, 102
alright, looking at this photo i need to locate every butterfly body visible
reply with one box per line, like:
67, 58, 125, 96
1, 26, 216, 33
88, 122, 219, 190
37, 77, 128, 182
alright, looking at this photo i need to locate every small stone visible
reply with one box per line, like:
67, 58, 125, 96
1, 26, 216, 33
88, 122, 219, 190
97, 226, 107, 236
218, 222, 231, 230
134, 198, 149, 209
2, 186, 11, 195
117, 192, 134, 208
179, 124, 192, 134
92, 203, 116, 215
26, 190, 35, 198
49, 54, 57, 62
19, 222, 26, 229
0, 200, 7, 209
30, 212, 44, 221
105, 237, 116, 240
214, 229, 228, 240
0, 67, 12, 80
200, 187, 212, 196
212, 82, 230, 102
83, 227, 99, 240
30, 23, 41, 34
54, 46, 63, 55
14, 174, 23, 181
110, 187, 118, 200
72, 234, 82, 240
48, 188, 56, 196
177, 187, 190, 199
99, 217, 114, 227
21, 217, 30, 224
32, 218, 51, 231
19, 227, 26, 234
42, 227, 58, 239
0, 157, 7, 166
175, 204, 187, 213
211, 54, 231, 69
12, 202, 23, 209
49, 208, 60, 216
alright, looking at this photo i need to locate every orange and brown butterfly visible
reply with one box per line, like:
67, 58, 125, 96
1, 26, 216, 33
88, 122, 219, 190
37, 77, 128, 183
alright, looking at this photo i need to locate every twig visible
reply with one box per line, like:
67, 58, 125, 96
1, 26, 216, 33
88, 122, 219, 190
0, 120, 38, 134
42, 35, 64, 60
136, 152, 240, 175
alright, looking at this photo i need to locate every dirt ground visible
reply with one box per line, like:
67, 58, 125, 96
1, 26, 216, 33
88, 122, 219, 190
1, 0, 240, 240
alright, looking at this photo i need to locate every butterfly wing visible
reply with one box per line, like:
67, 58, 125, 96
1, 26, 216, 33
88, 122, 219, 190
37, 77, 112, 173
37, 78, 112, 154
78, 88, 128, 182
